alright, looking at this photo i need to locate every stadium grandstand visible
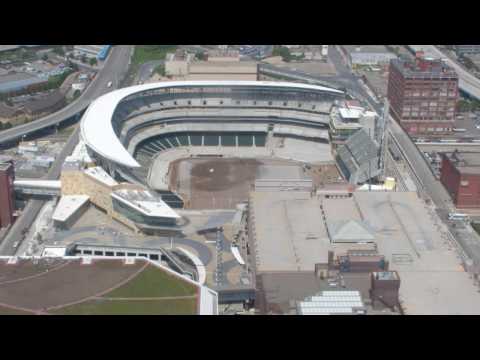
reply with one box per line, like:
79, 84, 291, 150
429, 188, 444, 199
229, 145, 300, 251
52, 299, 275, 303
79, 81, 344, 207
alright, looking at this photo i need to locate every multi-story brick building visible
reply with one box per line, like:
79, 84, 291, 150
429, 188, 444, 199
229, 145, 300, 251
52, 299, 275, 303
387, 54, 458, 136
0, 161, 15, 228
440, 151, 480, 209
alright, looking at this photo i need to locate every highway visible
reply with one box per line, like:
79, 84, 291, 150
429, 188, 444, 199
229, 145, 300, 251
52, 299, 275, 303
0, 45, 133, 145
0, 46, 134, 255
408, 45, 480, 101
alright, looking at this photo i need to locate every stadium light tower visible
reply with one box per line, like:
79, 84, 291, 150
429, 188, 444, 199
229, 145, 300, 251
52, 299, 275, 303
378, 99, 390, 181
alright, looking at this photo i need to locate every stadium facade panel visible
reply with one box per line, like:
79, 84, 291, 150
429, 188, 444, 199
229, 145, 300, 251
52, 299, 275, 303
80, 81, 344, 185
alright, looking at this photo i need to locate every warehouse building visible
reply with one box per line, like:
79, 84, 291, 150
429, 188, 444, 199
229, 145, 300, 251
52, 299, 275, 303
0, 73, 48, 94
186, 61, 258, 81
440, 151, 480, 209
341, 45, 397, 69
207, 49, 240, 62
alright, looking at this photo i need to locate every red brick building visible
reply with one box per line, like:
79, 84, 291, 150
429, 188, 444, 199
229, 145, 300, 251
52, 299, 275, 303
0, 161, 15, 227
440, 151, 480, 208
387, 53, 458, 136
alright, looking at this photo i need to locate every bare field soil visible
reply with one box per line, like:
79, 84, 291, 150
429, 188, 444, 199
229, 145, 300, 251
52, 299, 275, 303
170, 157, 315, 209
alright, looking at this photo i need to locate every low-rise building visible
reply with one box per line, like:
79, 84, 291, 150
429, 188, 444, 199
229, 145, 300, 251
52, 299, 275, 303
207, 49, 240, 62
342, 45, 397, 69
59, 165, 181, 234
440, 151, 480, 209
186, 61, 258, 81
74, 45, 110, 59
0, 73, 48, 94
329, 105, 377, 147
165, 49, 195, 77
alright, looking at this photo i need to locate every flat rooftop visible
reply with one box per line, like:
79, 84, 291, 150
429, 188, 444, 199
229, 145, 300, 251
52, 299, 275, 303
391, 57, 458, 79
251, 190, 480, 314
189, 61, 258, 73
352, 191, 480, 314
250, 191, 330, 272
343, 45, 392, 54
111, 189, 180, 219
84, 166, 119, 187
444, 151, 480, 174
52, 195, 90, 223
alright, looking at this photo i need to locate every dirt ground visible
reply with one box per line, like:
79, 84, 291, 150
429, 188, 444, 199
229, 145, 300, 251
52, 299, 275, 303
169, 157, 343, 210
305, 164, 344, 187
171, 158, 262, 209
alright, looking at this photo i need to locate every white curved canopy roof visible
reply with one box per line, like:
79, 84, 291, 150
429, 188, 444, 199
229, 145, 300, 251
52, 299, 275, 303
80, 80, 343, 168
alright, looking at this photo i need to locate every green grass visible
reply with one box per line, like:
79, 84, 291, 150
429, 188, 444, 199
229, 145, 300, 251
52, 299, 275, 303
107, 265, 197, 298
122, 45, 177, 87
153, 64, 165, 76
52, 299, 197, 315
131, 45, 177, 68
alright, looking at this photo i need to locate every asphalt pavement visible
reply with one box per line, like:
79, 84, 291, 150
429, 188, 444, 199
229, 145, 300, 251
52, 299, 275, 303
136, 60, 164, 83
0, 127, 80, 255
0, 46, 133, 255
0, 45, 133, 145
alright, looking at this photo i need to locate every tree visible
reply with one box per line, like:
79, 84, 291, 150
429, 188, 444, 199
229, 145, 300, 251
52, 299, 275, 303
196, 51, 207, 61
89, 57, 98, 67
457, 99, 471, 112
42, 53, 49, 61
68, 60, 78, 72
272, 46, 292, 62
73, 89, 81, 98
154, 64, 165, 76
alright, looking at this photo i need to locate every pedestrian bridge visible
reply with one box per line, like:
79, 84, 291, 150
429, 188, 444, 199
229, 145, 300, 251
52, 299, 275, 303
14, 179, 61, 196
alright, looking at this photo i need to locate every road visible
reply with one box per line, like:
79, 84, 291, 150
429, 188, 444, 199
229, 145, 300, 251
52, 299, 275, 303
0, 46, 134, 255
0, 45, 133, 145
408, 45, 480, 101
0, 126, 81, 255
259, 45, 383, 114
136, 60, 164, 83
